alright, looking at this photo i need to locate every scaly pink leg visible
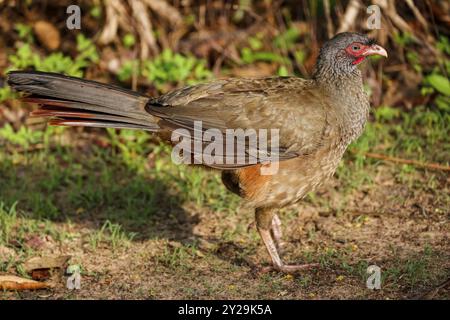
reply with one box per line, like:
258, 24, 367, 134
256, 208, 319, 273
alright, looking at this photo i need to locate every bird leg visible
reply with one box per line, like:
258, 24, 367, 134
255, 208, 319, 273
270, 214, 284, 253
246, 214, 283, 250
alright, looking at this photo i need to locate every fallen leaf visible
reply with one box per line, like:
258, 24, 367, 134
0, 275, 50, 290
31, 269, 51, 281
23, 255, 71, 273
33, 20, 60, 51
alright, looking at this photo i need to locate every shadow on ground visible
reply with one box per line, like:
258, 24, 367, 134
0, 145, 202, 243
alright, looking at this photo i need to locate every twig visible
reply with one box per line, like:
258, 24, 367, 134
405, 0, 429, 32
99, 0, 119, 45
143, 0, 183, 26
337, 0, 361, 33
323, 0, 334, 38
373, 0, 413, 34
130, 0, 159, 59
358, 152, 450, 172
99, 0, 132, 44
415, 278, 450, 299
144, 0, 186, 48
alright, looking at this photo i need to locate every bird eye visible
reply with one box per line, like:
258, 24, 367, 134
352, 45, 360, 51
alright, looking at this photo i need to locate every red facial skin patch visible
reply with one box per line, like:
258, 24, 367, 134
345, 42, 368, 65
352, 56, 366, 65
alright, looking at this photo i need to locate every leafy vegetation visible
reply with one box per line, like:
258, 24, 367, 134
0, 31, 99, 102
142, 49, 212, 89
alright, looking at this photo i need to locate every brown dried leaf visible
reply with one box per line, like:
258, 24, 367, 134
33, 20, 60, 51
23, 255, 71, 273
0, 275, 50, 290
31, 269, 51, 281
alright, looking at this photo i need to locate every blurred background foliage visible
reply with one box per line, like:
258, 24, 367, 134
0, 0, 448, 108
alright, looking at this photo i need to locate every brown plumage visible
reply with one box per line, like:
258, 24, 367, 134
7, 32, 387, 273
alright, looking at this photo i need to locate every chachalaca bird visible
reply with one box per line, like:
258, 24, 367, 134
7, 32, 387, 273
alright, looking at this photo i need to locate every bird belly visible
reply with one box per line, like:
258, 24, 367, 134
235, 146, 346, 209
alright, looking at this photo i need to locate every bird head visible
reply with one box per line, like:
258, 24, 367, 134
315, 32, 388, 77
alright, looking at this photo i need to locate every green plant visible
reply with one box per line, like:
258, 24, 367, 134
437, 36, 450, 55
90, 5, 102, 19
142, 49, 212, 90
422, 73, 450, 112
0, 202, 18, 244
273, 27, 300, 50
89, 220, 136, 250
241, 47, 288, 64
0, 123, 43, 148
123, 34, 136, 48
425, 74, 450, 96
117, 59, 139, 82
7, 43, 35, 70
14, 23, 34, 43
277, 65, 289, 76
241, 28, 305, 75
406, 51, 422, 73
0, 87, 14, 103
6, 34, 98, 77
1, 32, 99, 103
393, 31, 414, 47
75, 34, 99, 65
157, 243, 196, 270
106, 128, 152, 171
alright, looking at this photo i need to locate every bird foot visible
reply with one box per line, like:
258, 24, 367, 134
259, 263, 320, 274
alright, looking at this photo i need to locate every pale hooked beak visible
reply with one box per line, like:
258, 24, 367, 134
363, 44, 388, 58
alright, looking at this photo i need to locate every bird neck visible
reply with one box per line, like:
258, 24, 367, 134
313, 67, 370, 144
312, 62, 363, 88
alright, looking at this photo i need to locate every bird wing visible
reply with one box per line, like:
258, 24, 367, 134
146, 77, 334, 169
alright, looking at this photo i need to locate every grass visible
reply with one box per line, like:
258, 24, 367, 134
88, 220, 137, 251
312, 104, 450, 210
0, 202, 18, 245
156, 242, 199, 271
380, 245, 443, 291
0, 125, 238, 225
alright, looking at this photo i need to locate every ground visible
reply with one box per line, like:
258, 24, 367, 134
0, 105, 449, 299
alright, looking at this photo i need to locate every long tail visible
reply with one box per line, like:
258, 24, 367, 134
7, 71, 160, 131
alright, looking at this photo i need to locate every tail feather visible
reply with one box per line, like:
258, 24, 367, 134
27, 98, 155, 126
7, 71, 160, 131
32, 105, 154, 127
48, 119, 154, 131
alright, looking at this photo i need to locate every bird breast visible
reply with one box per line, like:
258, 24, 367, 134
241, 142, 348, 209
